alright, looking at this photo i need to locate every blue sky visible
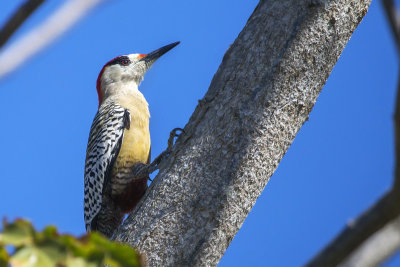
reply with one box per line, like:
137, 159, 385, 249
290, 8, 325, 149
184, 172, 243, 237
0, 0, 399, 266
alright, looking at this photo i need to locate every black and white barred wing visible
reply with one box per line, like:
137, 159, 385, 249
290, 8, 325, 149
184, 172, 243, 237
84, 103, 129, 232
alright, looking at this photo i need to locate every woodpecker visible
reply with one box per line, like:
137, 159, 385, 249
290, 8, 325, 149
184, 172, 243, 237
84, 42, 180, 238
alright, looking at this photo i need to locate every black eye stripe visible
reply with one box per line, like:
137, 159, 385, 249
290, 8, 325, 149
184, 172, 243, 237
106, 56, 131, 66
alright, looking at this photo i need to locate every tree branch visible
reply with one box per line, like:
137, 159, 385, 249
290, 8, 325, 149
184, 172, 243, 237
393, 72, 400, 191
383, 0, 400, 190
113, 0, 371, 266
306, 2, 400, 266
0, 0, 106, 79
382, 0, 400, 53
0, 0, 44, 49
338, 215, 400, 267
305, 190, 400, 267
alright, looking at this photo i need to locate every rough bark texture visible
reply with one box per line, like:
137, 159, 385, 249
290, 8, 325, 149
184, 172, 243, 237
114, 0, 371, 266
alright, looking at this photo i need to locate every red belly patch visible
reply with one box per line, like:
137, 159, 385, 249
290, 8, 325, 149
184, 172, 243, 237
114, 177, 148, 213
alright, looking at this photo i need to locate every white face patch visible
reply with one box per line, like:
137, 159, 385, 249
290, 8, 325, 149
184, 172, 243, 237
98, 53, 150, 101
128, 54, 143, 61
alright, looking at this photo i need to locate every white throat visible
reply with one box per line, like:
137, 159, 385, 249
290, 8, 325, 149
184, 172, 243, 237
102, 79, 139, 99
100, 79, 150, 118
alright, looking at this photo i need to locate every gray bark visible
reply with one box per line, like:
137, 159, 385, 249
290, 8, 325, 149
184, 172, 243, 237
113, 0, 371, 266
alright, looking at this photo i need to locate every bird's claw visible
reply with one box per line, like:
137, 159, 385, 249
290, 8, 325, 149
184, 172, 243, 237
150, 127, 184, 173
167, 128, 184, 150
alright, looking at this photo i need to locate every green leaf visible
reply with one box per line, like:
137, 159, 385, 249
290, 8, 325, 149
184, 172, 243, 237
10, 246, 54, 267
38, 244, 66, 264
1, 219, 143, 267
105, 243, 142, 267
0, 219, 34, 247
41, 226, 58, 238
89, 233, 141, 266
66, 256, 97, 267
0, 246, 9, 267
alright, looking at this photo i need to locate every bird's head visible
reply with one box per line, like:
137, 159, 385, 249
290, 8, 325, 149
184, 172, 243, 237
96, 41, 180, 105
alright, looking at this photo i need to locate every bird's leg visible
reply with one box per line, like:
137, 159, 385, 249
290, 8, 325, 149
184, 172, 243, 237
131, 128, 184, 179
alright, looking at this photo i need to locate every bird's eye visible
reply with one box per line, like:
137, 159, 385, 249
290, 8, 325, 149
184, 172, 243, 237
121, 60, 129, 66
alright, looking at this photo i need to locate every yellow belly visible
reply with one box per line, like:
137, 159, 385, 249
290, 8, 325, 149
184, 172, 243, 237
110, 117, 150, 210
111, 93, 151, 175
117, 124, 150, 167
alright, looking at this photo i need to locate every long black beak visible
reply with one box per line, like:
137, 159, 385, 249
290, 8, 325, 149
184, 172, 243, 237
141, 41, 180, 64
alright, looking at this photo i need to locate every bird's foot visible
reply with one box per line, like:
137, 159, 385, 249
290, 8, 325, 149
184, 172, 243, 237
131, 163, 153, 179
167, 128, 184, 151
148, 128, 184, 174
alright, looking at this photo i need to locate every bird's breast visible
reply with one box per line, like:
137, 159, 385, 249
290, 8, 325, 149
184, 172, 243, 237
117, 118, 150, 165
112, 95, 150, 172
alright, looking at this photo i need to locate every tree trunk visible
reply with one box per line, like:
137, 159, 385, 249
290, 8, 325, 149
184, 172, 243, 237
113, 0, 371, 266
